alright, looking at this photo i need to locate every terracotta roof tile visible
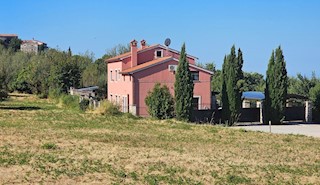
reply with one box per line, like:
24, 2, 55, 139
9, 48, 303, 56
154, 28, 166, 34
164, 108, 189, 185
120, 56, 173, 74
0, 34, 18, 37
106, 51, 131, 62
105, 44, 158, 62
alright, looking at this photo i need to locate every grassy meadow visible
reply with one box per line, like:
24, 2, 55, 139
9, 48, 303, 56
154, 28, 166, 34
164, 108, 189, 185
0, 94, 319, 184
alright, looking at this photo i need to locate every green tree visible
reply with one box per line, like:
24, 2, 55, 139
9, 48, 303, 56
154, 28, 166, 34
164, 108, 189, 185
242, 72, 265, 92
102, 44, 130, 59
264, 47, 288, 124
145, 83, 174, 119
288, 72, 319, 96
221, 46, 244, 125
82, 63, 99, 87
221, 56, 230, 122
8, 37, 22, 52
174, 43, 194, 121
309, 83, 320, 122
94, 58, 108, 97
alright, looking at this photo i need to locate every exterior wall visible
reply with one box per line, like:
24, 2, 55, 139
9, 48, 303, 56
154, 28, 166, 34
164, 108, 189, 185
107, 61, 133, 112
121, 57, 132, 71
190, 65, 212, 110
133, 60, 211, 116
107, 44, 206, 116
137, 46, 196, 66
137, 49, 156, 65
21, 43, 39, 54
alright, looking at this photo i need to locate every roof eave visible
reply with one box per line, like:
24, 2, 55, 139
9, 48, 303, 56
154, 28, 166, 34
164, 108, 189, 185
120, 57, 174, 74
189, 64, 214, 75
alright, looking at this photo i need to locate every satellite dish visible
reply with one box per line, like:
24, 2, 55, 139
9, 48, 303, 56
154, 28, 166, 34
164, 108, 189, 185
164, 38, 171, 47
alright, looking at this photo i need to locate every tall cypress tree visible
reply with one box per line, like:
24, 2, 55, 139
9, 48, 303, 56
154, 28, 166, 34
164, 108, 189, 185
221, 55, 230, 122
221, 46, 244, 125
174, 43, 194, 121
264, 51, 275, 124
265, 47, 287, 124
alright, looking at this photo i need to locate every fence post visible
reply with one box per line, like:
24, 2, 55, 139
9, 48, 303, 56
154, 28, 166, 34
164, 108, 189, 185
260, 102, 264, 124
269, 121, 271, 133
305, 101, 312, 123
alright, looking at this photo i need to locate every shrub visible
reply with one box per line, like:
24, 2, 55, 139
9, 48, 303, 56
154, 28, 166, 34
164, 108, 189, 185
310, 83, 320, 122
79, 99, 90, 111
145, 83, 174, 119
59, 94, 79, 110
93, 100, 121, 115
48, 88, 62, 100
0, 90, 8, 101
37, 93, 48, 99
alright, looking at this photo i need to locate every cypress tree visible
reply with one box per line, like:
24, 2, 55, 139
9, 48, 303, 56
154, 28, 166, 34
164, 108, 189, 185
264, 47, 287, 124
221, 55, 230, 122
264, 51, 275, 124
174, 43, 194, 121
221, 46, 244, 125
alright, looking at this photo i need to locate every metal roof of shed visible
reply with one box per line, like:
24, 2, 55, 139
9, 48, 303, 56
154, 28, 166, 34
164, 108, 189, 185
242, 91, 265, 100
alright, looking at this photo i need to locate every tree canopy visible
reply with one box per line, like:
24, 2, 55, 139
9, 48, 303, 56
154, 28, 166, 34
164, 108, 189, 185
264, 46, 288, 124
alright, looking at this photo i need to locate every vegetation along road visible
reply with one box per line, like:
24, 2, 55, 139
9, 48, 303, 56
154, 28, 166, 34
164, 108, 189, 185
0, 95, 319, 184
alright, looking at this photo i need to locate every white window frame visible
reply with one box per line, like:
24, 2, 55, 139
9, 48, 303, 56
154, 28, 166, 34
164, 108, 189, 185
117, 68, 121, 81
193, 95, 202, 110
154, 49, 163, 58
110, 70, 113, 81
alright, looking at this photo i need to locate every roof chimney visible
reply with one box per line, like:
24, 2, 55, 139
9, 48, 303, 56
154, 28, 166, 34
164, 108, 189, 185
141, 40, 146, 49
130, 39, 138, 67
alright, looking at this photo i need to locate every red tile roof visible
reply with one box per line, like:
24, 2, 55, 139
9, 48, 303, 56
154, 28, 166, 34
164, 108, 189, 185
0, 34, 18, 37
22, 39, 46, 45
106, 44, 158, 62
120, 56, 173, 74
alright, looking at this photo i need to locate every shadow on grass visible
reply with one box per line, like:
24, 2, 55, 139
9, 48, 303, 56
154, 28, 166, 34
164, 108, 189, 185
0, 106, 41, 111
8, 94, 31, 98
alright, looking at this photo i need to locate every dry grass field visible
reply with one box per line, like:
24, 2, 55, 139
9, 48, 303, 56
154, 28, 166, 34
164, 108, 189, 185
0, 94, 319, 184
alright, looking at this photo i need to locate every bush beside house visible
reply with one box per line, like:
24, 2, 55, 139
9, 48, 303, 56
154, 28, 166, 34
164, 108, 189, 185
145, 83, 174, 119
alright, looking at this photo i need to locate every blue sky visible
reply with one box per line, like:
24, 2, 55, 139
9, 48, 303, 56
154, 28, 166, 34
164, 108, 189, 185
2, 0, 320, 76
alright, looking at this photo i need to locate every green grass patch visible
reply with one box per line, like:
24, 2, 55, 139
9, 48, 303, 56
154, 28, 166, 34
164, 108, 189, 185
0, 94, 319, 184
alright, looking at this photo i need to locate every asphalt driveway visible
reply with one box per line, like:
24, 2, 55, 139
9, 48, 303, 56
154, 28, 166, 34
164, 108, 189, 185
235, 123, 320, 138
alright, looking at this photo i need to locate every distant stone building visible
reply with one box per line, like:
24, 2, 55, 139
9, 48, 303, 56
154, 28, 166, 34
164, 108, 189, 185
20, 39, 47, 54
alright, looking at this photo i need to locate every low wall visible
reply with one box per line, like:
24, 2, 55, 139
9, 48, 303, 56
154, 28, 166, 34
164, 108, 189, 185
285, 106, 305, 121
191, 110, 215, 123
239, 108, 260, 122
188, 106, 306, 123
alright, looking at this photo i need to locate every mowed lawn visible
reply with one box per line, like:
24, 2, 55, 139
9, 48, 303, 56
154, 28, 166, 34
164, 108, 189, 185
0, 95, 319, 185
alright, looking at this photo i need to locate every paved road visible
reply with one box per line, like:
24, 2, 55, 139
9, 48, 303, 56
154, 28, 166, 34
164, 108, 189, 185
235, 123, 320, 138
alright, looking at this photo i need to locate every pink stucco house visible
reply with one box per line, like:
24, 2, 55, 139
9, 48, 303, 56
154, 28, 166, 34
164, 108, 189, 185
106, 39, 213, 116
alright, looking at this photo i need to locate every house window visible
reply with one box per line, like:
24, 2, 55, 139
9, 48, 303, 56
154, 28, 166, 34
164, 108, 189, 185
191, 71, 199, 81
192, 97, 200, 110
110, 70, 113, 81
155, 50, 163, 58
118, 69, 121, 81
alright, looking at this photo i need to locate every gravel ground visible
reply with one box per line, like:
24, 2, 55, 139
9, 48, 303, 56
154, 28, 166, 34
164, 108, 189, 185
234, 123, 320, 138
